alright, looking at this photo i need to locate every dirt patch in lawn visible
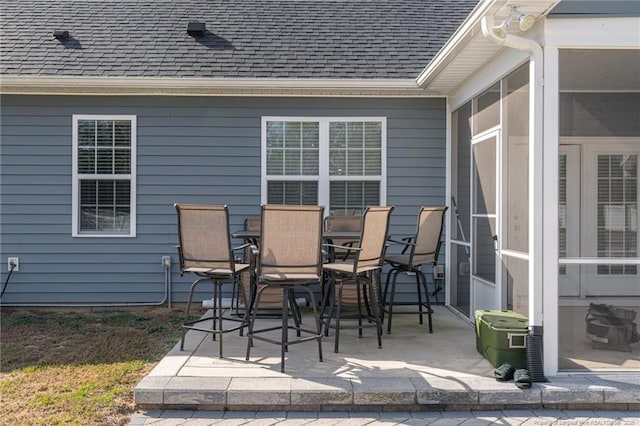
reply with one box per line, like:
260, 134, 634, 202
0, 306, 187, 425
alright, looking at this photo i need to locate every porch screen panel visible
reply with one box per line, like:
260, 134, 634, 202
454, 102, 472, 240
560, 50, 640, 138
452, 243, 471, 316
452, 102, 472, 315
472, 137, 497, 282
473, 83, 500, 136
503, 64, 529, 253
503, 255, 528, 317
558, 48, 640, 372
474, 216, 496, 282
473, 139, 496, 216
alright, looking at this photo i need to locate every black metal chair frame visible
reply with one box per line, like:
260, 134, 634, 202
175, 204, 251, 358
382, 206, 448, 334
321, 206, 394, 353
245, 204, 325, 372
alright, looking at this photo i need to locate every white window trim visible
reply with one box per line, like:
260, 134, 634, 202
72, 114, 137, 237
260, 116, 387, 210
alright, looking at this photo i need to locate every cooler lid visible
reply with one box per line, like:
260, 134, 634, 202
477, 310, 528, 330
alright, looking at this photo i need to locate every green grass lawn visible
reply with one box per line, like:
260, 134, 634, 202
0, 306, 186, 425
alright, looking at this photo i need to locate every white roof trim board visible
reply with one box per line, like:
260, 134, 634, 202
0, 76, 433, 97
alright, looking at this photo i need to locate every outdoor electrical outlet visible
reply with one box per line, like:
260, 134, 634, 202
433, 264, 445, 279
161, 256, 171, 268
8, 257, 19, 272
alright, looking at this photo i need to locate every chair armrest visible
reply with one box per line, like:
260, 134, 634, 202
337, 241, 360, 260
231, 242, 252, 252
386, 236, 415, 255
386, 236, 415, 246
248, 244, 259, 272
323, 243, 362, 252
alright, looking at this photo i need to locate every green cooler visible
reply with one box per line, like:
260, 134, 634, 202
475, 309, 528, 369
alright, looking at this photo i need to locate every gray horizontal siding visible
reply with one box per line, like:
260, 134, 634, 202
0, 94, 447, 304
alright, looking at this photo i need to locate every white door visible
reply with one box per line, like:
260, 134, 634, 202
582, 141, 639, 297
560, 138, 640, 298
471, 132, 501, 311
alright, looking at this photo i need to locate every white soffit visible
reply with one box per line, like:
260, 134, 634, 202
427, 36, 503, 94
421, 0, 560, 95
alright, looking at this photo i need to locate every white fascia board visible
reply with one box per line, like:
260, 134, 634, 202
545, 16, 640, 47
415, 0, 501, 88
0, 76, 435, 97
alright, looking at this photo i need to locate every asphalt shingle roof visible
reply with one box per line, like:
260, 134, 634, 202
0, 0, 478, 79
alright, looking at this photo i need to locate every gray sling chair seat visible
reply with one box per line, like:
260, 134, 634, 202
245, 204, 325, 372
174, 204, 251, 358
321, 206, 394, 353
382, 206, 448, 334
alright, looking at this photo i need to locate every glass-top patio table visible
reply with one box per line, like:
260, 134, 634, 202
232, 229, 361, 241
233, 229, 362, 264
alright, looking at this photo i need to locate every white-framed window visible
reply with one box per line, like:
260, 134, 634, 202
72, 115, 136, 237
261, 117, 387, 215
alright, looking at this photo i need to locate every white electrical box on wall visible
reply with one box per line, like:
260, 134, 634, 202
433, 264, 445, 279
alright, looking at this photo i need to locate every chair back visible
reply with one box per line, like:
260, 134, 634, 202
324, 215, 362, 260
325, 215, 362, 233
411, 206, 448, 266
259, 204, 324, 276
243, 215, 261, 245
244, 216, 261, 232
356, 206, 394, 270
174, 204, 232, 271
241, 215, 282, 305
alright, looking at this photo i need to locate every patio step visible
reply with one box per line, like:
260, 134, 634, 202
134, 374, 640, 412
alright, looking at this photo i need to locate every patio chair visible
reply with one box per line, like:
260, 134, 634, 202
382, 206, 448, 334
174, 204, 251, 358
236, 216, 302, 322
324, 215, 362, 261
245, 204, 325, 372
321, 206, 394, 353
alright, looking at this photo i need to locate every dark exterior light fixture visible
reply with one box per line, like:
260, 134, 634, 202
53, 30, 70, 40
186, 22, 206, 37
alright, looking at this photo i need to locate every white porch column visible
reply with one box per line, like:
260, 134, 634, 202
480, 16, 545, 331
528, 44, 545, 334
541, 45, 559, 377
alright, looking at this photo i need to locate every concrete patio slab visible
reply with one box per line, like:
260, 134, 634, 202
134, 305, 640, 412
